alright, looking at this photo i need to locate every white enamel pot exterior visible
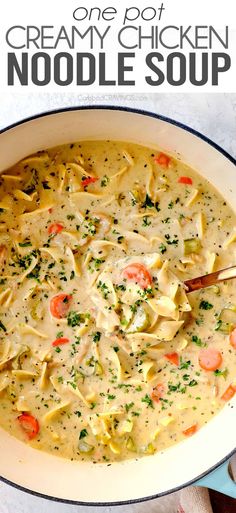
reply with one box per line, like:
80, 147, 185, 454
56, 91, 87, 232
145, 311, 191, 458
0, 107, 235, 504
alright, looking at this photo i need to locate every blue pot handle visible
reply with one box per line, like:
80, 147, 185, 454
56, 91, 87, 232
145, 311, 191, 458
196, 460, 236, 499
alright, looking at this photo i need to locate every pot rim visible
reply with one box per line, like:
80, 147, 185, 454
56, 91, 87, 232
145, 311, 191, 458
0, 104, 235, 167
0, 104, 235, 506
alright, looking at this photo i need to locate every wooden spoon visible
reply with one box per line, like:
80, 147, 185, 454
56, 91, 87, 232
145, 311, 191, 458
184, 265, 236, 293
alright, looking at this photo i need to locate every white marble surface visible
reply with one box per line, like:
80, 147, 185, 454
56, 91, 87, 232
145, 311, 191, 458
0, 93, 235, 513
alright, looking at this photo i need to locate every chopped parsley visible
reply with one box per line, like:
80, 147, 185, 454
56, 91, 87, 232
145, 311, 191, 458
142, 194, 160, 212
67, 311, 83, 327
191, 335, 206, 347
27, 263, 41, 282
141, 394, 154, 408
199, 300, 213, 310
0, 320, 6, 332
117, 383, 132, 390
88, 258, 105, 273
142, 216, 151, 227
42, 181, 51, 189
92, 331, 101, 343
67, 381, 76, 389
142, 194, 154, 209
168, 382, 186, 394
97, 281, 109, 299
188, 379, 198, 387
115, 284, 126, 292
165, 234, 179, 246
16, 252, 36, 270
179, 359, 191, 370
79, 429, 88, 439
215, 319, 223, 331
19, 241, 32, 247
196, 317, 204, 326
214, 368, 228, 378
101, 175, 109, 187
125, 402, 134, 412
159, 243, 167, 254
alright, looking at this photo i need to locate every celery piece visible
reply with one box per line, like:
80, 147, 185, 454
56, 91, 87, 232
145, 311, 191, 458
184, 238, 202, 255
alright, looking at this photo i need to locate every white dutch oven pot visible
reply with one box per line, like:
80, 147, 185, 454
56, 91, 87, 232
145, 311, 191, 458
0, 107, 235, 504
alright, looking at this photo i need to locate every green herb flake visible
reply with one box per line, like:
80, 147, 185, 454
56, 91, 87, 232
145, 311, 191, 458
125, 402, 134, 412
19, 241, 32, 247
179, 359, 191, 370
141, 394, 154, 408
188, 379, 198, 387
191, 335, 206, 347
56, 331, 64, 339
214, 368, 228, 379
67, 311, 82, 327
142, 216, 151, 227
165, 234, 179, 246
215, 319, 223, 331
97, 281, 109, 299
199, 300, 213, 310
142, 194, 154, 209
92, 331, 101, 343
79, 428, 88, 439
101, 175, 110, 187
0, 320, 7, 332
159, 243, 167, 254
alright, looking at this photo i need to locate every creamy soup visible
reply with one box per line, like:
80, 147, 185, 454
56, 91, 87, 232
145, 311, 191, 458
0, 141, 235, 463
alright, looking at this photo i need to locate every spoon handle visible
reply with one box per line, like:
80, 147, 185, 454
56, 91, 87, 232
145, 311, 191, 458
184, 265, 236, 293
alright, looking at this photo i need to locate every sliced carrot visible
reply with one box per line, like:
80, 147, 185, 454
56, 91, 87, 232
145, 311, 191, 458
151, 383, 165, 403
164, 352, 179, 366
221, 384, 236, 401
122, 263, 152, 290
182, 423, 198, 437
82, 176, 98, 188
52, 337, 70, 347
178, 176, 193, 185
154, 153, 171, 168
198, 348, 222, 371
18, 413, 39, 440
229, 327, 236, 349
48, 223, 64, 235
50, 293, 72, 319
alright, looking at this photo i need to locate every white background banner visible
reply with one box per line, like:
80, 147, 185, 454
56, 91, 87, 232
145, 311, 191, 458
0, 0, 235, 92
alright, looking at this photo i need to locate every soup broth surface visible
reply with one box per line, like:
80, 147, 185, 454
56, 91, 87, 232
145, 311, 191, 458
0, 140, 235, 463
